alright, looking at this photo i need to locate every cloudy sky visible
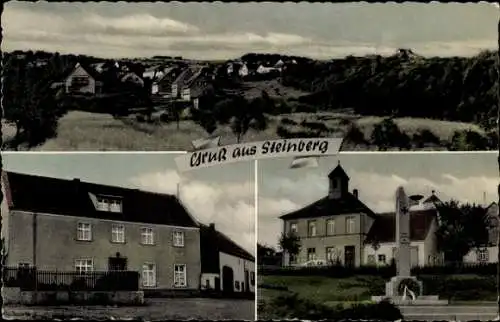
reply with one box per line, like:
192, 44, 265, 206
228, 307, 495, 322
3, 2, 497, 60
2, 153, 255, 254
258, 152, 498, 249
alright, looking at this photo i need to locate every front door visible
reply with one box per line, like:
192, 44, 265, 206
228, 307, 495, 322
244, 270, 250, 293
108, 253, 128, 271
344, 246, 356, 268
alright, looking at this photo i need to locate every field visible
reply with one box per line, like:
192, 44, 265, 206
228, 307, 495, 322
3, 298, 255, 320
4, 108, 485, 151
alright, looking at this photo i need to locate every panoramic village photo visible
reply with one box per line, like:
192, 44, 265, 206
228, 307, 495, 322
0, 153, 256, 320
257, 152, 499, 321
1, 2, 498, 151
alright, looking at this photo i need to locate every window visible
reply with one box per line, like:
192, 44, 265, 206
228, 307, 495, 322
378, 254, 387, 264
290, 223, 298, 234
77, 223, 92, 241
96, 196, 122, 213
71, 76, 89, 87
174, 264, 187, 287
308, 221, 317, 237
173, 231, 185, 247
367, 255, 376, 265
75, 259, 93, 273
326, 247, 337, 262
235, 281, 240, 291
141, 227, 154, 245
205, 279, 210, 288
346, 217, 356, 234
111, 224, 125, 243
250, 272, 255, 286
478, 249, 489, 262
307, 248, 316, 261
142, 263, 156, 287
290, 254, 297, 264
326, 219, 336, 235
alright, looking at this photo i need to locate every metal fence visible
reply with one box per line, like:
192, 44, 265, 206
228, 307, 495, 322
3, 267, 140, 291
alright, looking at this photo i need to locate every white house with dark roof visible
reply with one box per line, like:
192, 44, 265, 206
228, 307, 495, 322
200, 223, 255, 295
363, 197, 441, 267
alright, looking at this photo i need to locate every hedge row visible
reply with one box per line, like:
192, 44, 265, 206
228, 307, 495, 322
259, 262, 499, 277
258, 292, 402, 320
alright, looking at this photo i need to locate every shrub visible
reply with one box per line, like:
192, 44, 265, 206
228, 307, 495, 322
449, 130, 489, 151
261, 293, 402, 320
344, 123, 366, 145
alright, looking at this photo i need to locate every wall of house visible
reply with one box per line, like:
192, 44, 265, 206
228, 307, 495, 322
7, 211, 201, 290
181, 88, 191, 101
219, 252, 255, 293
65, 64, 96, 94
200, 273, 219, 290
363, 241, 424, 267
423, 216, 441, 265
284, 213, 373, 267
463, 247, 498, 264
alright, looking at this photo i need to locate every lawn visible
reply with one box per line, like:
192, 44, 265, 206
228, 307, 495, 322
25, 111, 280, 151
5, 109, 489, 151
259, 274, 498, 305
259, 275, 383, 305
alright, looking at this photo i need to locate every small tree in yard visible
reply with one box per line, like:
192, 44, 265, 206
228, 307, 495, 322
279, 232, 301, 266
435, 200, 489, 264
229, 95, 267, 143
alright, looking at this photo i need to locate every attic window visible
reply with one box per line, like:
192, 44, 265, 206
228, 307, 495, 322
96, 196, 123, 213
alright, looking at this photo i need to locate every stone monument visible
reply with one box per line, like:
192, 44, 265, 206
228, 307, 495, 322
371, 186, 447, 305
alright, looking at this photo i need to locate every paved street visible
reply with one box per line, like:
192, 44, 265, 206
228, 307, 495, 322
3, 298, 255, 320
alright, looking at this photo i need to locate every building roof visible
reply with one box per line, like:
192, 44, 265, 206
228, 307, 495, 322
365, 208, 437, 244
279, 192, 377, 220
423, 193, 442, 204
328, 163, 350, 180
199, 224, 255, 262
3, 171, 199, 228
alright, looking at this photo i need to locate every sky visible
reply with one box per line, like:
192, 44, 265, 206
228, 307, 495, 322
257, 152, 499, 249
2, 2, 498, 60
1, 153, 256, 254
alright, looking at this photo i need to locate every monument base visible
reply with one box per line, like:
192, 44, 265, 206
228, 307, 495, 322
385, 276, 423, 297
371, 276, 448, 306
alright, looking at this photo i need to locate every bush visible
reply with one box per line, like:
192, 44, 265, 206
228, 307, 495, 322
449, 130, 489, 150
413, 128, 441, 148
260, 262, 497, 277
344, 123, 366, 145
261, 293, 402, 320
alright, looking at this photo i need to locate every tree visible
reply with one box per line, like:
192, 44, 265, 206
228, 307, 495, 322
229, 95, 267, 143
371, 118, 405, 151
435, 201, 489, 264
279, 232, 301, 265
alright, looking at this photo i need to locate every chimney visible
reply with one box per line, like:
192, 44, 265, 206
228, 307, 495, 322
209, 223, 215, 230
353, 189, 359, 199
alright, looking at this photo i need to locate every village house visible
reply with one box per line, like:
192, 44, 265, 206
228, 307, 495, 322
64, 62, 104, 95
147, 66, 183, 96
280, 163, 377, 267
463, 202, 499, 264
63, 61, 145, 96
200, 224, 255, 294
363, 197, 441, 267
1, 171, 202, 291
172, 66, 211, 102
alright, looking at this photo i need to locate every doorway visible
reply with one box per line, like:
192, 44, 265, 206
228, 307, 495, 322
222, 266, 234, 293
108, 253, 128, 271
344, 246, 356, 268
